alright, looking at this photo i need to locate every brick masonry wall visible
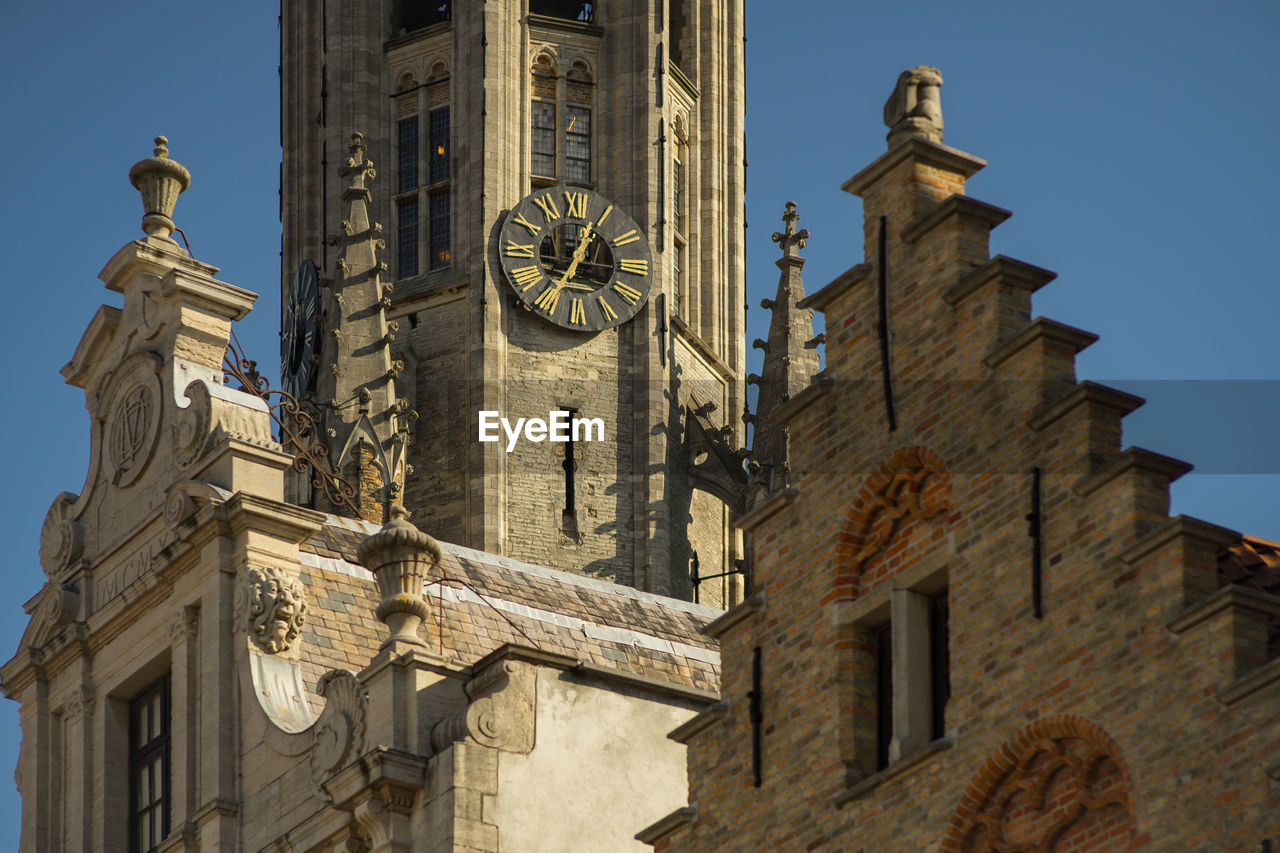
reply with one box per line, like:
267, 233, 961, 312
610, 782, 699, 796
656, 136, 1280, 851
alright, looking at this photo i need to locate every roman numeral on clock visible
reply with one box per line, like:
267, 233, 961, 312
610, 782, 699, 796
511, 264, 543, 290
612, 229, 640, 247
512, 212, 540, 235
569, 298, 586, 325
534, 193, 561, 221
534, 284, 563, 313
505, 240, 535, 258
564, 191, 588, 219
597, 295, 618, 322
613, 282, 642, 304
618, 258, 649, 276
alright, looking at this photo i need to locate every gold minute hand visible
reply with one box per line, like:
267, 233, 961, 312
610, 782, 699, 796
556, 222, 597, 288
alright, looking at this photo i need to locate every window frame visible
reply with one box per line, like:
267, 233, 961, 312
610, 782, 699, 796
128, 676, 171, 853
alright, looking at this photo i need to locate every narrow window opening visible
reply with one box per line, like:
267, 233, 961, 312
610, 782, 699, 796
930, 588, 950, 741
561, 406, 577, 517
397, 116, 419, 194
129, 677, 171, 853
874, 622, 893, 771
428, 190, 450, 270
398, 198, 419, 277
532, 101, 557, 180
529, 0, 595, 22
564, 105, 591, 185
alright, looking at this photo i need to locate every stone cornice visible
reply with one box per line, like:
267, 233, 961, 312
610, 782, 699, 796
945, 254, 1056, 306
797, 264, 871, 313
771, 375, 834, 425
1167, 584, 1280, 636
984, 318, 1098, 372
668, 699, 728, 744
215, 492, 326, 544
670, 314, 736, 381
1026, 381, 1144, 433
842, 137, 986, 197
635, 805, 697, 846
1074, 447, 1194, 497
1120, 514, 1240, 567
901, 195, 1011, 246
701, 594, 764, 639
734, 488, 798, 533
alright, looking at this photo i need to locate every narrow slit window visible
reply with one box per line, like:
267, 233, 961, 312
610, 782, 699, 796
565, 106, 591, 185
875, 622, 893, 771
428, 190, 450, 270
930, 589, 950, 741
428, 107, 450, 185
129, 677, 170, 853
398, 117, 419, 194
398, 198, 420, 277
532, 101, 557, 179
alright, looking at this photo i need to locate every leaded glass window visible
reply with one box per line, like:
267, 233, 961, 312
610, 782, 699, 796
532, 101, 557, 179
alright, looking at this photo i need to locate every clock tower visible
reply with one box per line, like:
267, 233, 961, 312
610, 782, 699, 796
280, 0, 746, 605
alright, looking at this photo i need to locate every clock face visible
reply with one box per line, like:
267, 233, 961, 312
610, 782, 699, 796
281, 259, 321, 399
498, 188, 653, 331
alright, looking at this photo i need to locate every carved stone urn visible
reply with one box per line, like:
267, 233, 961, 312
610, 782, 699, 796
356, 505, 440, 648
128, 136, 191, 242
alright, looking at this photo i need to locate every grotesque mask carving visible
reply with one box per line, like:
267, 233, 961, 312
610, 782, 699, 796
237, 567, 308, 654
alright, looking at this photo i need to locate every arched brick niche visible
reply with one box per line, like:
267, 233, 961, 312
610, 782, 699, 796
942, 716, 1137, 853
835, 445, 952, 600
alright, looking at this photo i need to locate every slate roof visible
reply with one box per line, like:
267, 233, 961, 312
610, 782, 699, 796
294, 514, 722, 707
1219, 535, 1280, 659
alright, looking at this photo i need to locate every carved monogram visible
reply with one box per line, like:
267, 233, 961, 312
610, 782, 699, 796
236, 567, 308, 654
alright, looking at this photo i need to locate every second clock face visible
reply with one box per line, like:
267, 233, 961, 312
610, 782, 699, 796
498, 188, 653, 331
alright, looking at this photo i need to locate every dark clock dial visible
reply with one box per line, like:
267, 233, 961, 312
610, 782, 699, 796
498, 187, 653, 331
281, 258, 321, 399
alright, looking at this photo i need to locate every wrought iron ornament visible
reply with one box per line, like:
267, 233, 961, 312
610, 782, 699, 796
223, 330, 359, 515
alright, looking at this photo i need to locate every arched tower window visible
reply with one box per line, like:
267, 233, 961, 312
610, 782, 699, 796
425, 61, 452, 270
531, 53, 559, 182
564, 61, 594, 185
395, 72, 421, 277
531, 55, 595, 187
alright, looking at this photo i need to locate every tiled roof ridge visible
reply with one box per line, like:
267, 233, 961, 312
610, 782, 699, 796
298, 549, 721, 659
311, 513, 725, 620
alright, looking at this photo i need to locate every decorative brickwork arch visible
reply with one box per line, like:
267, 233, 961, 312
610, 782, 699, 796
836, 446, 951, 598
942, 716, 1138, 853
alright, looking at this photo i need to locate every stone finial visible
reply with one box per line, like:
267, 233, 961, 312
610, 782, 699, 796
883, 66, 944, 146
771, 201, 809, 260
356, 504, 441, 648
128, 136, 191, 243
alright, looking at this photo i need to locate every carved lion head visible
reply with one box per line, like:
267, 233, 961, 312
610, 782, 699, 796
237, 567, 308, 654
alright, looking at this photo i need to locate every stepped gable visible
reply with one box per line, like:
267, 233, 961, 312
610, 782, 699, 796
295, 514, 722, 700
646, 67, 1280, 853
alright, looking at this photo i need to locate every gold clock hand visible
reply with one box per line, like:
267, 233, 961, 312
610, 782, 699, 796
555, 223, 597, 289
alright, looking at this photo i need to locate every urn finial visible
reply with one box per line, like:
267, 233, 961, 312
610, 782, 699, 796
128, 135, 191, 243
356, 504, 441, 649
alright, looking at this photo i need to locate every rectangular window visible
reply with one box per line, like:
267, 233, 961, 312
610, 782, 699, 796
428, 107, 450, 185
530, 0, 594, 22
398, 198, 419, 277
874, 622, 893, 771
129, 678, 170, 853
930, 589, 950, 741
428, 190, 450, 270
564, 106, 591, 185
532, 101, 557, 179
672, 239, 684, 315
672, 157, 684, 234
397, 117, 419, 194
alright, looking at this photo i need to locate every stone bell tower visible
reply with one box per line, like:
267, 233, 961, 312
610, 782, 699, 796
280, 1, 748, 605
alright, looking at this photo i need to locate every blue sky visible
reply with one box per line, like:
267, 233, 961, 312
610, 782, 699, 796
1, 0, 1277, 837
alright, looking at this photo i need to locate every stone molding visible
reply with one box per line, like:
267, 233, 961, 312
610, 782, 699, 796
429, 658, 535, 755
